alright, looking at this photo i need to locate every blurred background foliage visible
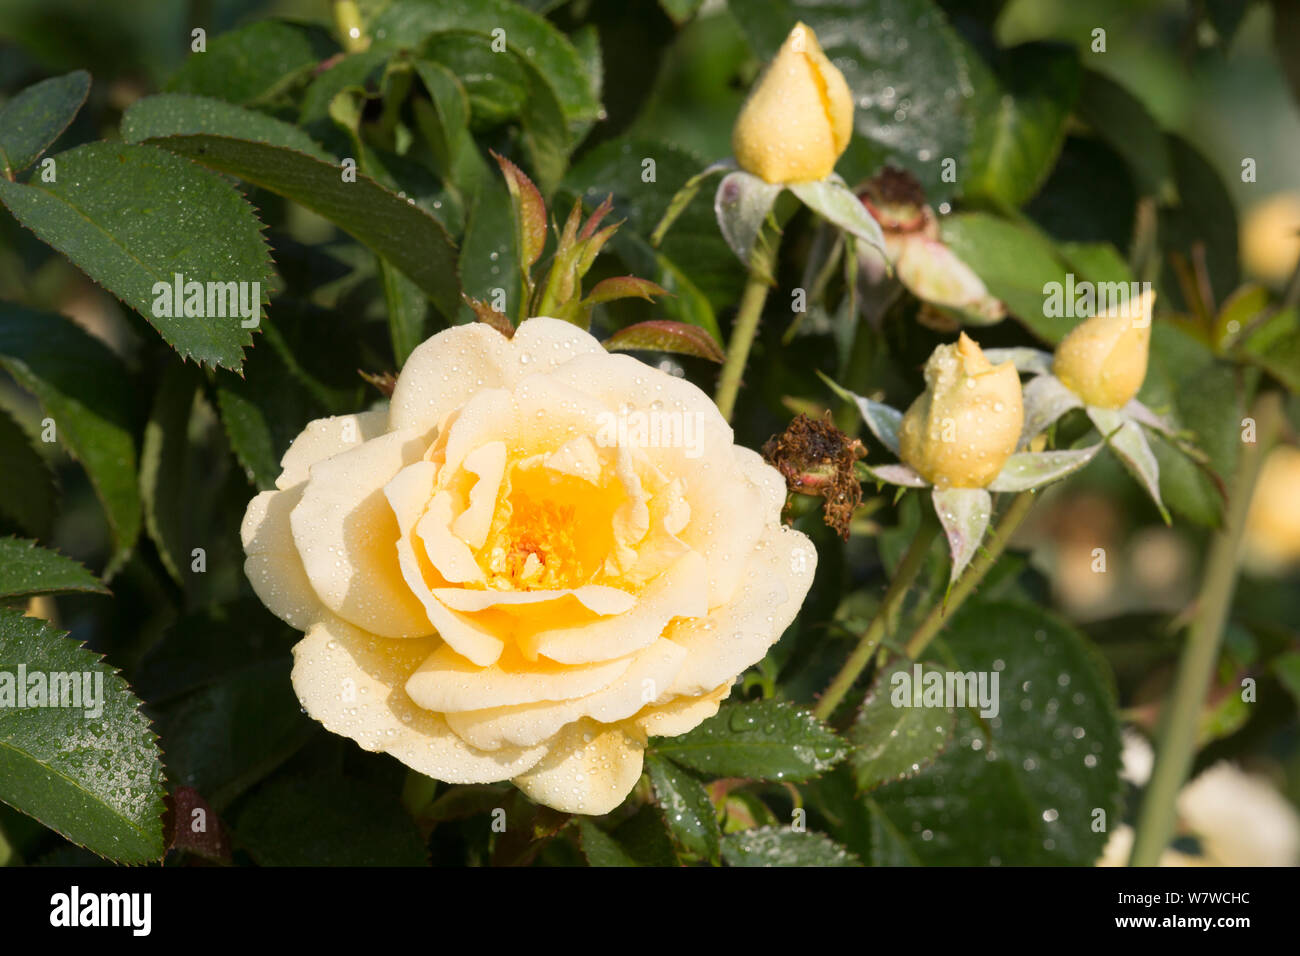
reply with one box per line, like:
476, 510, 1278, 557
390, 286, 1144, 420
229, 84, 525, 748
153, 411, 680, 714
0, 0, 1298, 867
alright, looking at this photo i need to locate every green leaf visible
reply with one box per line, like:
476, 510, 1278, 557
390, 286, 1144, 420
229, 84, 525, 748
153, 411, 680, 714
380, 259, 430, 367
848, 659, 955, 791
721, 826, 862, 866
964, 42, 1080, 208
0, 537, 105, 599
660, 0, 705, 23
138, 364, 198, 584
371, 0, 601, 126
122, 93, 333, 160
139, 134, 461, 321
940, 212, 1074, 342
652, 699, 848, 782
871, 601, 1123, 865
459, 169, 520, 316
729, 0, 973, 202
1140, 325, 1238, 526
576, 818, 639, 866
0, 305, 140, 574
492, 150, 547, 269
1272, 651, 1300, 711
1240, 306, 1300, 394
0, 143, 273, 369
1159, 134, 1239, 311
0, 70, 90, 175
216, 322, 329, 490
646, 753, 721, 863
604, 320, 724, 362
1057, 240, 1134, 288
1076, 70, 1175, 202
411, 59, 474, 188
0, 406, 56, 539
165, 20, 337, 105
0, 609, 165, 863
234, 774, 428, 866
610, 802, 679, 865
156, 659, 316, 812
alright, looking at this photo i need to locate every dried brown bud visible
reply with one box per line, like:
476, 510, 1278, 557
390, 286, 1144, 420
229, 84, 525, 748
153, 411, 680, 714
762, 413, 866, 538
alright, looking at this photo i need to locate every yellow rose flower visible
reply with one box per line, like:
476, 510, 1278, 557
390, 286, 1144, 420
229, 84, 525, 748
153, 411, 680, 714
731, 22, 854, 184
1052, 289, 1154, 409
897, 333, 1024, 488
240, 318, 815, 815
1244, 444, 1300, 573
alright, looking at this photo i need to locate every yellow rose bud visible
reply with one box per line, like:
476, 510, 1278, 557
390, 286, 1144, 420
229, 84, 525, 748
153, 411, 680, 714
1052, 289, 1155, 409
731, 22, 854, 184
898, 333, 1024, 488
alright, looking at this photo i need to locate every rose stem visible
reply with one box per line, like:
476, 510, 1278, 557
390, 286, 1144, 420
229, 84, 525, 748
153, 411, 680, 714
902, 490, 1037, 660
715, 234, 780, 423
813, 514, 939, 722
1129, 390, 1283, 866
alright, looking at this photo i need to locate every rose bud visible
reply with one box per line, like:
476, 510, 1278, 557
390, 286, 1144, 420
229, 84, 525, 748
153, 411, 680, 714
898, 333, 1024, 488
731, 22, 853, 184
1052, 289, 1155, 409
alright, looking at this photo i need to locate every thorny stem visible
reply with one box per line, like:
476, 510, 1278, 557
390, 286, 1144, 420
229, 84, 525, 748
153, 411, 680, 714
1129, 391, 1284, 866
902, 491, 1037, 660
813, 515, 939, 722
716, 235, 780, 423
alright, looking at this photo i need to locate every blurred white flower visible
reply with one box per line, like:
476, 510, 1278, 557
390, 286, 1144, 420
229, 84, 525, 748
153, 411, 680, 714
1097, 751, 1300, 866
1178, 762, 1300, 867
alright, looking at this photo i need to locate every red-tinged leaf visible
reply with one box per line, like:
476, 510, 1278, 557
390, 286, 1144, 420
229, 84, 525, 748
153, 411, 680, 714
583, 276, 671, 307
164, 786, 232, 864
576, 222, 621, 276
605, 320, 725, 363
490, 150, 547, 268
463, 294, 515, 338
578, 194, 615, 241
558, 197, 583, 252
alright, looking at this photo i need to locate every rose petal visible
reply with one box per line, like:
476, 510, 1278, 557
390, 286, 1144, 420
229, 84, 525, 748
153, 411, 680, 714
444, 638, 688, 750
431, 584, 636, 615
275, 409, 390, 490
632, 683, 732, 738
405, 642, 637, 712
530, 550, 709, 664
450, 440, 507, 549
241, 486, 325, 630
733, 444, 787, 516
390, 318, 604, 435
543, 351, 760, 606
510, 719, 647, 816
665, 525, 815, 696
291, 427, 437, 638
291, 616, 544, 783
416, 492, 484, 584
